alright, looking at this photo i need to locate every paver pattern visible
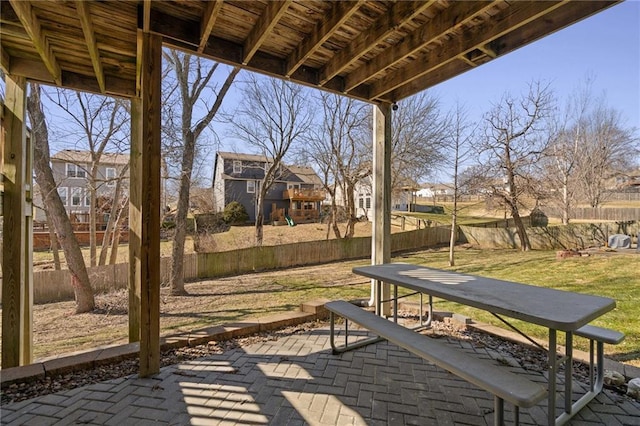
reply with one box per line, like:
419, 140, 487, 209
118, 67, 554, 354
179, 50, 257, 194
2, 327, 639, 425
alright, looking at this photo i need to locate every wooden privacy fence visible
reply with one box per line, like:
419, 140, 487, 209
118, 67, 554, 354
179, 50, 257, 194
14, 227, 452, 304
25, 254, 198, 304
459, 222, 639, 250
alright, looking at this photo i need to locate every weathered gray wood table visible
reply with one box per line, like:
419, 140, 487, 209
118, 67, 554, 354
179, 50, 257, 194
352, 263, 617, 426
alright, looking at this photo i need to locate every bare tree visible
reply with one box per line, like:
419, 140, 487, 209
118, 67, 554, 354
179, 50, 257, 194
543, 80, 593, 224
163, 50, 239, 295
228, 74, 313, 246
45, 89, 129, 267
576, 104, 638, 208
391, 92, 449, 194
98, 163, 130, 265
443, 102, 475, 266
27, 83, 95, 313
477, 81, 554, 251
305, 93, 370, 239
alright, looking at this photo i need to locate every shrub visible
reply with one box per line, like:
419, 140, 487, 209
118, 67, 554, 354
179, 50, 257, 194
223, 201, 249, 225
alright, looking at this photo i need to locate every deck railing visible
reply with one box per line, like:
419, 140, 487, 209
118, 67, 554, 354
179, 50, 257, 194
282, 188, 326, 201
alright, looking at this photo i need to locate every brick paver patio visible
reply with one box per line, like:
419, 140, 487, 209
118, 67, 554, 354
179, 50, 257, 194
2, 326, 639, 425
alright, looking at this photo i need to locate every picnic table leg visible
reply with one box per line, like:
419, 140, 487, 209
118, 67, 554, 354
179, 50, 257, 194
493, 397, 504, 426
548, 329, 557, 426
564, 332, 573, 414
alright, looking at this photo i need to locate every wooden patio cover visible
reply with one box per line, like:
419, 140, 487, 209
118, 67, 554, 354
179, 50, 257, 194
1, 0, 619, 102
0, 1, 619, 376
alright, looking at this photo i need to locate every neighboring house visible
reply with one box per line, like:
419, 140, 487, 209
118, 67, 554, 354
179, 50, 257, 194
33, 149, 129, 224
416, 184, 454, 199
212, 151, 325, 224
335, 176, 418, 219
612, 170, 640, 191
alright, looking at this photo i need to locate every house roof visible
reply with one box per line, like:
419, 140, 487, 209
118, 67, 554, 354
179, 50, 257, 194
217, 151, 273, 163
287, 165, 322, 186
51, 149, 129, 166
216, 151, 321, 185
0, 1, 619, 103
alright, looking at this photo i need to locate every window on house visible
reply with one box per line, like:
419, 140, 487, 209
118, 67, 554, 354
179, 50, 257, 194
247, 180, 255, 193
359, 198, 364, 208
84, 190, 91, 207
106, 167, 116, 186
233, 160, 242, 174
58, 187, 68, 206
71, 187, 83, 206
365, 197, 371, 209
66, 163, 86, 178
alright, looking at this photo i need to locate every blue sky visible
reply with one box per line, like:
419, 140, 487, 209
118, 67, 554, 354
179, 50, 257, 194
428, 1, 640, 131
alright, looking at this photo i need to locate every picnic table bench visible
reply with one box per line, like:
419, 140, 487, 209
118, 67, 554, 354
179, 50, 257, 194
326, 300, 547, 426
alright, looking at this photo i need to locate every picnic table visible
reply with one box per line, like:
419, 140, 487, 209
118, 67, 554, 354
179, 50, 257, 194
351, 263, 618, 426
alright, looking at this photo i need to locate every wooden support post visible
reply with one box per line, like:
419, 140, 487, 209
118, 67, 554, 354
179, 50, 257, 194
129, 30, 162, 377
371, 102, 392, 316
1, 74, 32, 367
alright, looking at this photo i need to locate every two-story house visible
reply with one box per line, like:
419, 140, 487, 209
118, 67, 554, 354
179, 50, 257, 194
212, 151, 325, 224
34, 149, 130, 224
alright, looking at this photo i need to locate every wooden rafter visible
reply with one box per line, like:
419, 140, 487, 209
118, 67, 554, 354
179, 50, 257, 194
369, 1, 568, 100
0, 44, 10, 74
478, 45, 497, 59
8, 0, 61, 85
319, 1, 436, 86
242, 0, 292, 65
142, 0, 151, 32
198, 0, 223, 54
285, 0, 363, 77
343, 1, 496, 92
75, 1, 105, 93
387, 0, 615, 102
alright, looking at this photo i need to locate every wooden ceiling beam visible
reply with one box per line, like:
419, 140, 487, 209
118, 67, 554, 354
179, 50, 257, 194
198, 0, 223, 54
369, 1, 569, 100
142, 0, 151, 32
0, 45, 10, 74
7, 56, 135, 97
242, 0, 292, 65
195, 35, 371, 102
285, 0, 363, 77
386, 0, 619, 102
8, 0, 62, 85
478, 45, 497, 59
344, 1, 495, 92
6, 58, 54, 83
75, 1, 106, 93
319, 0, 435, 85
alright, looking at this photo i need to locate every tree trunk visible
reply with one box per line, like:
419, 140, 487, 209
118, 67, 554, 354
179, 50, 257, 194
44, 209, 62, 270
511, 208, 531, 251
561, 176, 570, 225
170, 131, 197, 295
27, 83, 95, 313
109, 196, 128, 265
449, 208, 457, 266
344, 183, 357, 238
255, 186, 267, 246
89, 164, 98, 267
99, 172, 126, 265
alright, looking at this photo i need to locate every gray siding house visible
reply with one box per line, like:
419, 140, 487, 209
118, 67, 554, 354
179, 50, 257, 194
34, 149, 129, 223
212, 151, 325, 224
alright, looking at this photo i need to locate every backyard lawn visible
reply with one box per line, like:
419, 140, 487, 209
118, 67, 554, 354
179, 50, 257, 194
5, 246, 638, 368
